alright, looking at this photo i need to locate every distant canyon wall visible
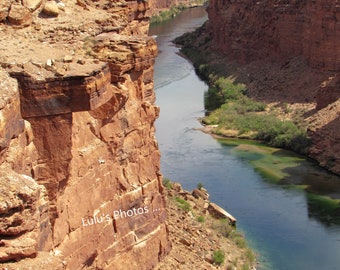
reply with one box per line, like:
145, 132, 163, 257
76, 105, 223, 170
207, 0, 340, 71
205, 0, 340, 174
149, 0, 206, 14
0, 0, 170, 269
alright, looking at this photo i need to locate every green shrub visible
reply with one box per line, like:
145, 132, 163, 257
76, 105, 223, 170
204, 103, 311, 154
211, 218, 233, 237
245, 248, 256, 264
150, 4, 186, 24
175, 196, 191, 212
251, 116, 311, 153
229, 230, 247, 248
215, 77, 247, 101
178, 35, 311, 155
197, 182, 204, 190
196, 215, 205, 223
162, 178, 173, 189
212, 249, 225, 265
242, 263, 251, 270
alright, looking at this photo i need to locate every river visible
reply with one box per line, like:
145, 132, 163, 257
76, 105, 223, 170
149, 7, 340, 270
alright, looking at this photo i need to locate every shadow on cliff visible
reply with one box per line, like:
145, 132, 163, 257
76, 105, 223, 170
308, 114, 340, 175
28, 114, 73, 224
212, 56, 328, 106
23, 91, 128, 227
174, 23, 333, 106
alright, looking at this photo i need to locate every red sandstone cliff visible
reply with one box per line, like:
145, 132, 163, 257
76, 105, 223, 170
204, 0, 340, 174
207, 0, 340, 71
0, 0, 170, 269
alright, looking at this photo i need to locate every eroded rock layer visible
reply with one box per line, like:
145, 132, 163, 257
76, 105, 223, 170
205, 0, 340, 174
0, 0, 170, 269
207, 0, 340, 71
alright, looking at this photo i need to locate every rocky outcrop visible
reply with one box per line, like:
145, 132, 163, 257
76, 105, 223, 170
0, 171, 51, 262
10, 61, 114, 118
316, 74, 340, 110
156, 181, 255, 270
307, 100, 340, 174
201, 0, 340, 174
0, 0, 170, 269
207, 203, 236, 225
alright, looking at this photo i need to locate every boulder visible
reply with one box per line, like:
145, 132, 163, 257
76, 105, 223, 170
192, 188, 209, 200
42, 1, 60, 17
63, 55, 73, 63
208, 203, 236, 225
8, 4, 32, 27
0, 171, 52, 262
0, 0, 11, 22
0, 234, 37, 262
23, 0, 43, 12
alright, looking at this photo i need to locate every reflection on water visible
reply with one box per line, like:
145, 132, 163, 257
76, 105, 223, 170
204, 87, 225, 113
219, 139, 340, 226
150, 7, 340, 270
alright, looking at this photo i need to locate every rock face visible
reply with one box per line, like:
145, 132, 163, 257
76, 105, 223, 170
307, 100, 340, 174
0, 172, 51, 262
0, 0, 170, 269
205, 0, 340, 174
207, 0, 340, 71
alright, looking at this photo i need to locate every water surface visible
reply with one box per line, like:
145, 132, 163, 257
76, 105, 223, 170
150, 7, 340, 270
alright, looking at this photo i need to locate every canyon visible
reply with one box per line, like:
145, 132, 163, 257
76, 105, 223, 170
1, 0, 338, 269
192, 0, 340, 174
0, 1, 219, 269
0, 0, 171, 269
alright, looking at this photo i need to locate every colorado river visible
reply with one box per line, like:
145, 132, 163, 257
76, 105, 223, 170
150, 7, 340, 270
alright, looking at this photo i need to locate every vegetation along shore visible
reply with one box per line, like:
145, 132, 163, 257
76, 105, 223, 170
174, 28, 311, 156
172, 19, 340, 223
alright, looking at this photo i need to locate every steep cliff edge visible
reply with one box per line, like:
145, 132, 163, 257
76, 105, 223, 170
185, 0, 340, 174
0, 0, 170, 269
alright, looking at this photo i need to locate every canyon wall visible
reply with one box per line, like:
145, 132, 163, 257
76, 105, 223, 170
207, 0, 340, 71
149, 0, 206, 15
205, 0, 340, 174
0, 0, 170, 269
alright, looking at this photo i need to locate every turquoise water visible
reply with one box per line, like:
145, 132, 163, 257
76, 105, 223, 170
150, 7, 340, 270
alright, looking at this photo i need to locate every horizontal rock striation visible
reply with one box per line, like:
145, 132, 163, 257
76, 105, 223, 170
204, 0, 340, 174
0, 0, 170, 269
0, 171, 51, 262
207, 0, 340, 71
10, 62, 114, 118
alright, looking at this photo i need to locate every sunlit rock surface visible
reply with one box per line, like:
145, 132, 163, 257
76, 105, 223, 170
0, 0, 170, 269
